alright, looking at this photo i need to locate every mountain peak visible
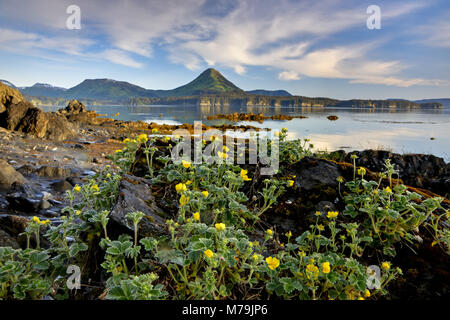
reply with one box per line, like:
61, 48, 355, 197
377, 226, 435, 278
166, 68, 243, 96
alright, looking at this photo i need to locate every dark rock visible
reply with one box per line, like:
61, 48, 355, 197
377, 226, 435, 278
6, 192, 40, 213
344, 150, 449, 196
17, 164, 72, 178
109, 174, 166, 238
0, 229, 20, 248
0, 159, 26, 189
291, 157, 340, 191
50, 179, 73, 193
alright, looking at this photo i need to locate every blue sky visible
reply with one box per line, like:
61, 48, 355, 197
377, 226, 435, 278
0, 0, 449, 100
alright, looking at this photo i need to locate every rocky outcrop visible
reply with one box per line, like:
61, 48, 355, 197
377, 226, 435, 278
59, 99, 87, 115
58, 99, 107, 125
0, 83, 74, 141
340, 150, 449, 197
109, 174, 167, 238
0, 159, 26, 189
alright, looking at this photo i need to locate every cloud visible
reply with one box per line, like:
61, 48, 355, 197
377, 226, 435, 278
416, 20, 450, 48
0, 0, 447, 87
278, 71, 300, 81
100, 49, 143, 68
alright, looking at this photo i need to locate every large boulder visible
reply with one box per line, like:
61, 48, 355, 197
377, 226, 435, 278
0, 100, 74, 141
0, 159, 26, 189
109, 174, 167, 238
0, 83, 74, 141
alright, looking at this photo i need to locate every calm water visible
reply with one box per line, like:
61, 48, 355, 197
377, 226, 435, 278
42, 103, 450, 162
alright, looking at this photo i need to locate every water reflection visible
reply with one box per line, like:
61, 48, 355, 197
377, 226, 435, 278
41, 103, 450, 161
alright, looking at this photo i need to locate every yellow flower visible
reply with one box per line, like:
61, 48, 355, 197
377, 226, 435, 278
358, 297, 365, 300
240, 169, 251, 181
32, 216, 40, 223
210, 136, 215, 142
327, 211, 339, 219
358, 167, 366, 176
317, 224, 324, 231
315, 211, 322, 216
137, 133, 148, 143
179, 194, 189, 207
431, 240, 437, 247
306, 264, 319, 280
265, 256, 280, 270
193, 212, 200, 221
215, 223, 226, 231
185, 180, 192, 185
182, 160, 191, 169
74, 185, 81, 192
252, 254, 260, 261
322, 262, 331, 274
75, 210, 81, 216
281, 127, 288, 132
285, 231, 292, 238
115, 149, 122, 153
217, 151, 228, 159
152, 128, 159, 133
175, 183, 187, 193
382, 262, 390, 270
123, 138, 130, 144
266, 229, 273, 236
164, 136, 171, 142
90, 184, 100, 193
222, 145, 230, 152
287, 180, 294, 187
384, 186, 392, 193
364, 289, 371, 298
204, 249, 214, 258
42, 219, 50, 225
201, 191, 209, 198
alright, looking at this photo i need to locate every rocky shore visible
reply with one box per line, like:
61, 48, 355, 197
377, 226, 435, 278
0, 83, 449, 299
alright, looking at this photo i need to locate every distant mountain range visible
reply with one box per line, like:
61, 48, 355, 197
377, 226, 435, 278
414, 98, 450, 105
1, 69, 445, 109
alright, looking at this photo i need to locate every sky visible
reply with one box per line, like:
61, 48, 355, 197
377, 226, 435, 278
0, 0, 449, 100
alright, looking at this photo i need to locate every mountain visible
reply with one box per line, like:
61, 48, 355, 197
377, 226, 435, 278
246, 89, 292, 97
414, 98, 450, 106
159, 68, 244, 97
20, 83, 67, 98
0, 80, 16, 89
64, 78, 158, 101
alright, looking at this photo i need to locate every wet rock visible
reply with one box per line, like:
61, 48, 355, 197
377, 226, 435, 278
17, 164, 72, 178
0, 159, 26, 189
39, 199, 52, 210
109, 174, 166, 238
50, 179, 73, 193
6, 192, 40, 213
